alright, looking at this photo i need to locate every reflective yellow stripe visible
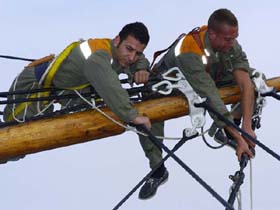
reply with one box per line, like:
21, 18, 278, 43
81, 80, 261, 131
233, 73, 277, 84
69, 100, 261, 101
9, 39, 112, 121
41, 41, 81, 98
8, 42, 81, 121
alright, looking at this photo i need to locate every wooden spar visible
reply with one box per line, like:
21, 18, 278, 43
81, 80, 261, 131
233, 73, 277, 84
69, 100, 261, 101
0, 77, 279, 161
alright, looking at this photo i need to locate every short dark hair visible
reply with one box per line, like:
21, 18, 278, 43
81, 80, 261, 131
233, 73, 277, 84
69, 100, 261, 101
118, 22, 150, 45
208, 9, 238, 32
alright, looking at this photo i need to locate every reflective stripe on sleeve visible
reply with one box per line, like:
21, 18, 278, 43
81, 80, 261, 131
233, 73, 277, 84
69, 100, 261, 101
174, 36, 185, 57
80, 41, 92, 59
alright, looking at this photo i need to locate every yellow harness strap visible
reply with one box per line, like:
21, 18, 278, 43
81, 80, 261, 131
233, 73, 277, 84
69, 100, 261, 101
6, 92, 39, 122
40, 41, 81, 97
7, 41, 81, 122
8, 39, 112, 122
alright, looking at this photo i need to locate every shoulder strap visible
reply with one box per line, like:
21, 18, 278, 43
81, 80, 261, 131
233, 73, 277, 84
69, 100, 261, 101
26, 54, 55, 68
188, 27, 210, 72
150, 33, 186, 69
188, 27, 205, 54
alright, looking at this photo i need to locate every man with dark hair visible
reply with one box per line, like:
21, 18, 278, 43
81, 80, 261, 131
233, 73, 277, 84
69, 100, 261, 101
208, 8, 238, 32
118, 22, 150, 46
138, 8, 255, 200
3, 22, 152, 159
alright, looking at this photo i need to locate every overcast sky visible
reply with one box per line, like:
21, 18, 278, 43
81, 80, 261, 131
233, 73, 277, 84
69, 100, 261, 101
1, 1, 280, 210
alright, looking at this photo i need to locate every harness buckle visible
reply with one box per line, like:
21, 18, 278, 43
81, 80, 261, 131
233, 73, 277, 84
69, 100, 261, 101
152, 67, 206, 131
252, 70, 273, 94
251, 70, 272, 129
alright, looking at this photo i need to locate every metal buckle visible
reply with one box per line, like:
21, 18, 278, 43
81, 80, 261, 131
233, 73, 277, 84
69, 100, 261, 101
152, 67, 206, 131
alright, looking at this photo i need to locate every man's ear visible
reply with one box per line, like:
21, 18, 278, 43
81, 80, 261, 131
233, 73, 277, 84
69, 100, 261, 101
113, 35, 120, 47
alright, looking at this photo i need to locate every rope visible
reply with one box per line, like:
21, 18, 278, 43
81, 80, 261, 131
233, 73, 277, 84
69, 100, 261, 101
195, 100, 280, 161
136, 125, 235, 210
237, 190, 242, 210
0, 87, 63, 97
11, 76, 31, 123
112, 130, 199, 210
249, 160, 253, 210
0, 78, 157, 98
0, 54, 35, 62
200, 102, 240, 150
201, 126, 227, 149
35, 90, 65, 117
73, 90, 182, 140
0, 91, 99, 105
261, 88, 280, 100
0, 103, 94, 128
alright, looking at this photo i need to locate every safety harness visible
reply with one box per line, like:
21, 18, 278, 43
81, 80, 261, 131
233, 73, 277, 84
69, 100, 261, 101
7, 39, 113, 122
150, 26, 210, 75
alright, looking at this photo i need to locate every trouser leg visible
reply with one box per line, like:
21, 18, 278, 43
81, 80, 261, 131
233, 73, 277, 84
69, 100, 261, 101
3, 67, 53, 122
138, 121, 165, 171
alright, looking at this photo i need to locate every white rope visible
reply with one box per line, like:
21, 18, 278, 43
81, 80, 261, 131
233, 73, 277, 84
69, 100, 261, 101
12, 75, 24, 122
11, 77, 37, 123
34, 90, 65, 117
73, 90, 205, 140
249, 159, 253, 210
237, 190, 242, 210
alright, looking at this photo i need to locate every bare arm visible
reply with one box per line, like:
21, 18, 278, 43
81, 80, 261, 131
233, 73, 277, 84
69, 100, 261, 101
233, 69, 256, 147
224, 69, 256, 160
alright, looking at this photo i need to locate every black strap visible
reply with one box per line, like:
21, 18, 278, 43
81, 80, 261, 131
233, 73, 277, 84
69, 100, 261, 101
188, 27, 211, 73
195, 99, 280, 161
112, 130, 198, 210
135, 125, 235, 210
226, 153, 249, 209
0, 55, 35, 62
189, 27, 205, 53
150, 33, 186, 70
261, 88, 280, 100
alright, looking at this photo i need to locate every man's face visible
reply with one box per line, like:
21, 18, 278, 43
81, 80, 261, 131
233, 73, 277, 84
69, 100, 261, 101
114, 35, 146, 68
209, 24, 238, 53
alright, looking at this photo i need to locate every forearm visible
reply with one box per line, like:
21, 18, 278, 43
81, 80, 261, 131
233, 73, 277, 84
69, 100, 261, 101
240, 80, 255, 129
84, 54, 138, 122
234, 69, 255, 129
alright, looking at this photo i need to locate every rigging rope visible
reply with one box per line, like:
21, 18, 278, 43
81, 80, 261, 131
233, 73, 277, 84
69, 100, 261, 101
135, 125, 235, 210
195, 100, 280, 162
112, 130, 199, 210
249, 160, 253, 210
0, 55, 35, 62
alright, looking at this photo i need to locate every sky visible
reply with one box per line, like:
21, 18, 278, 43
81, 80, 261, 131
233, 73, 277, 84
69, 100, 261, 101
0, 1, 280, 210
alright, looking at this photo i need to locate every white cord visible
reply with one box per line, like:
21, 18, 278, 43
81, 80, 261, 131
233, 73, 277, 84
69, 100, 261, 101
237, 190, 242, 210
73, 90, 204, 140
249, 159, 253, 210
11, 78, 37, 123
35, 90, 65, 117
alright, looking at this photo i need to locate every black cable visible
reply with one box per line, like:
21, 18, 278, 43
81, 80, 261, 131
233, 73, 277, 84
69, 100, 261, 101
201, 127, 227, 149
0, 102, 101, 128
0, 92, 98, 105
0, 76, 159, 98
261, 88, 280, 100
136, 125, 235, 210
195, 100, 280, 161
0, 55, 35, 62
0, 87, 63, 97
112, 131, 198, 210
226, 154, 249, 209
